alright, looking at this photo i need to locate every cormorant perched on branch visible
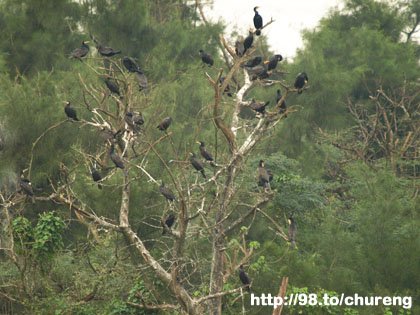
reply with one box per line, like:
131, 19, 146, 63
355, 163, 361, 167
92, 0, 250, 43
199, 49, 214, 66
70, 41, 89, 59
235, 37, 245, 57
197, 141, 214, 162
258, 160, 270, 190
91, 167, 102, 189
19, 177, 34, 197
238, 265, 251, 292
248, 65, 270, 80
159, 183, 176, 202
157, 117, 172, 131
253, 7, 263, 36
258, 167, 273, 187
250, 99, 270, 114
125, 112, 144, 132
276, 89, 287, 115
96, 44, 121, 57
243, 56, 262, 68
266, 54, 283, 71
19, 175, 34, 203
288, 216, 297, 248
294, 72, 309, 94
122, 56, 142, 73
135, 71, 148, 91
104, 77, 120, 96
64, 101, 79, 121
109, 145, 124, 169
190, 153, 206, 178
219, 77, 232, 97
162, 213, 176, 234
243, 30, 254, 53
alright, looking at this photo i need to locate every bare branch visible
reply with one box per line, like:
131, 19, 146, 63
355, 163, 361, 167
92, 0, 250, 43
195, 287, 243, 304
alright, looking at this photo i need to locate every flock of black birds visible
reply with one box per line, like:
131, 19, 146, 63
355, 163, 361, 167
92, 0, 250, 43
16, 6, 307, 294
197, 6, 306, 291
199, 6, 309, 119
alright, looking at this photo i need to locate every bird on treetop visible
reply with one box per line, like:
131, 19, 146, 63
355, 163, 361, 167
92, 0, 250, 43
253, 7, 263, 36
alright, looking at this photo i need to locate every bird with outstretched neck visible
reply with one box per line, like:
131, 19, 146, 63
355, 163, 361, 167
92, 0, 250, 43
258, 160, 271, 190
253, 7, 263, 36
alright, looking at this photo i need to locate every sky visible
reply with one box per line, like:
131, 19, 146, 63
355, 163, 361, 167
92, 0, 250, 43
204, 0, 343, 59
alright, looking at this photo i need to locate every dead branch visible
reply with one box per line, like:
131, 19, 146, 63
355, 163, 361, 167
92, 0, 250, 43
272, 277, 288, 315
126, 301, 178, 311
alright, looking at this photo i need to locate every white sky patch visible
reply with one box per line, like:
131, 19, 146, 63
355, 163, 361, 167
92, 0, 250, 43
204, 0, 343, 59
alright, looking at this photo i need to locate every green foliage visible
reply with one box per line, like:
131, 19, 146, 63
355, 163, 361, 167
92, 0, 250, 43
250, 255, 267, 273
277, 0, 419, 162
33, 211, 65, 259
107, 299, 138, 315
12, 216, 34, 248
12, 212, 66, 260
287, 286, 359, 315
0, 0, 83, 75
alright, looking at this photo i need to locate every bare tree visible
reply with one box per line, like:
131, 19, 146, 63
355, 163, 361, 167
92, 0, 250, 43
0, 18, 306, 315
321, 81, 419, 178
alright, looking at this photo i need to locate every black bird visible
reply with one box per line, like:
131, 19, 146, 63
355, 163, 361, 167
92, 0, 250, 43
266, 54, 283, 71
288, 216, 297, 248
157, 117, 172, 131
122, 56, 141, 73
132, 112, 145, 126
125, 112, 136, 129
125, 112, 144, 132
64, 101, 79, 121
243, 31, 254, 53
243, 56, 262, 68
162, 213, 176, 234
276, 89, 287, 114
219, 76, 233, 97
294, 72, 309, 94
248, 64, 270, 80
190, 153, 206, 178
258, 160, 270, 189
70, 41, 89, 59
109, 145, 124, 169
238, 265, 251, 292
258, 168, 273, 187
91, 167, 102, 189
197, 141, 214, 162
199, 49, 214, 66
250, 99, 270, 114
159, 183, 176, 202
135, 71, 148, 91
235, 37, 245, 57
99, 127, 117, 142
253, 7, 263, 36
104, 77, 120, 96
19, 176, 35, 203
19, 177, 34, 196
96, 44, 121, 57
